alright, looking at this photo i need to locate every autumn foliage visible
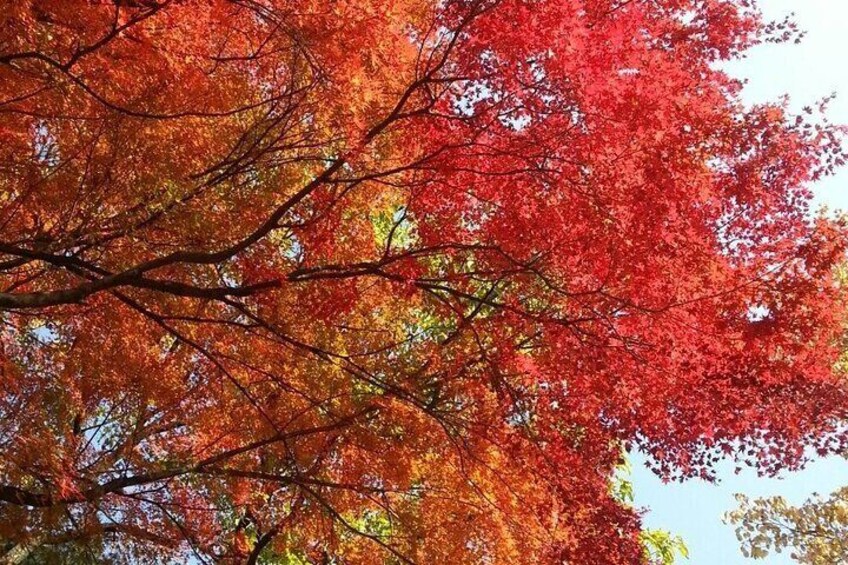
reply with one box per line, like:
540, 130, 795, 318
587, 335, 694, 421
728, 488, 848, 563
1, 0, 848, 563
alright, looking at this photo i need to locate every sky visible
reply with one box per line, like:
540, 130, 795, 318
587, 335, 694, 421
632, 2, 848, 563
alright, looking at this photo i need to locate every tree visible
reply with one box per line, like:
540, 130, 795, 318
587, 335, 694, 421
0, 0, 847, 563
727, 488, 848, 563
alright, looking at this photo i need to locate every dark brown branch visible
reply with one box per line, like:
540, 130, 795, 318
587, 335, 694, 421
0, 407, 376, 508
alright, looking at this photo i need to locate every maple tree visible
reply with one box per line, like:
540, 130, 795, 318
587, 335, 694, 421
724, 269, 848, 565
1, 0, 848, 563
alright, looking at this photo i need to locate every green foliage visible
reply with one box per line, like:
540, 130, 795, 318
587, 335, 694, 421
258, 548, 311, 565
371, 206, 417, 252
640, 529, 689, 565
350, 509, 393, 540
612, 458, 689, 564
611, 458, 635, 505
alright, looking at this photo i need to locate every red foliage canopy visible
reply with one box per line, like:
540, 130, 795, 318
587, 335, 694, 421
1, 0, 847, 562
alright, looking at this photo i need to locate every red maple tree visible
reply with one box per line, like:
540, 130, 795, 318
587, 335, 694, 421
1, 0, 847, 563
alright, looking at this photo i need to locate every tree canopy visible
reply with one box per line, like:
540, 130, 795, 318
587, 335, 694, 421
1, 0, 847, 563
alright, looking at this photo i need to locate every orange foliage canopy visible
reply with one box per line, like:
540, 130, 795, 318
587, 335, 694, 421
1, 0, 847, 563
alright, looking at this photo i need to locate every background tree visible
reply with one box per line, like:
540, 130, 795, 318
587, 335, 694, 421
1, 0, 848, 563
727, 487, 848, 563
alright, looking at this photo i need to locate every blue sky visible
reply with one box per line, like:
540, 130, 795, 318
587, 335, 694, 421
632, 2, 848, 563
